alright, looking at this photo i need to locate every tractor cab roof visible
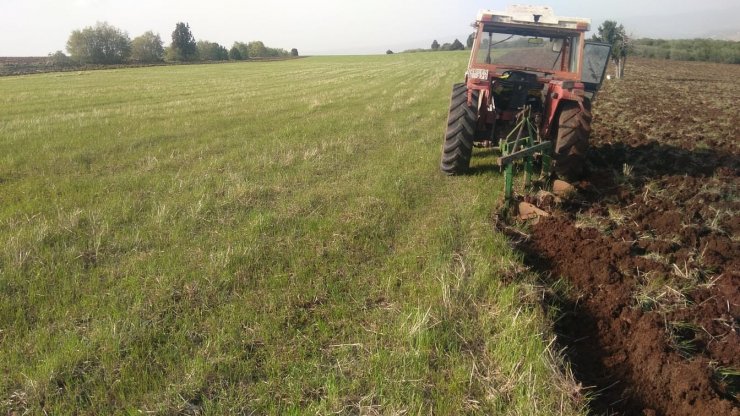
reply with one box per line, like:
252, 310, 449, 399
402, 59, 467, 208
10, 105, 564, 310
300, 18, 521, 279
477, 5, 590, 35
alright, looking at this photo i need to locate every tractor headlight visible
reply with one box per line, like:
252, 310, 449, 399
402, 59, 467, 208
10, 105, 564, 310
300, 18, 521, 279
469, 69, 489, 81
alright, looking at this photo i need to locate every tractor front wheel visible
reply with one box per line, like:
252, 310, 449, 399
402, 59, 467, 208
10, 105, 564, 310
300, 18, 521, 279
553, 99, 592, 179
440, 83, 478, 175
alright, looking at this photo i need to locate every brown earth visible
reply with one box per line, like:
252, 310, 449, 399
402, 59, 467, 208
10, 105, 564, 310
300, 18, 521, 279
0, 56, 53, 76
513, 59, 739, 415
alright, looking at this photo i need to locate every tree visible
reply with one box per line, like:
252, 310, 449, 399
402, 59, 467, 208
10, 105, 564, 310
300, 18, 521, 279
593, 20, 631, 79
431, 40, 440, 51
196, 40, 228, 61
247, 41, 267, 58
229, 46, 242, 60
66, 22, 132, 64
131, 31, 164, 63
169, 22, 197, 61
229, 41, 289, 59
386, 49, 394, 54
231, 42, 249, 60
290, 48, 299, 57
467, 33, 475, 49
265, 47, 289, 57
450, 39, 465, 51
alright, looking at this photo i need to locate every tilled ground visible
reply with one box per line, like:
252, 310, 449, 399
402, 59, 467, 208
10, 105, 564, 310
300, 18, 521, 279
519, 59, 739, 415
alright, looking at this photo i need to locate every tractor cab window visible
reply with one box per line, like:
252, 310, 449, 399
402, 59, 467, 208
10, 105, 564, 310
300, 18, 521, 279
475, 32, 581, 74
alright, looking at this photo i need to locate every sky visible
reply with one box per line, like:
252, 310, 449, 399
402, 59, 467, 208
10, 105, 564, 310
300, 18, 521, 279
0, 0, 738, 56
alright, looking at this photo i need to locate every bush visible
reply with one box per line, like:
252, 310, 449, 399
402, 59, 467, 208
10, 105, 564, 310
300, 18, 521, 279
46, 51, 73, 67
247, 41, 289, 58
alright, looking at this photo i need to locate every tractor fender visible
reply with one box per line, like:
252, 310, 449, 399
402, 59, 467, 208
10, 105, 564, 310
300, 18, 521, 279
542, 82, 587, 139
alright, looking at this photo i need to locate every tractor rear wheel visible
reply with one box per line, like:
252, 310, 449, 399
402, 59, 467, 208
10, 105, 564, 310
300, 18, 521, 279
553, 99, 592, 179
440, 83, 478, 175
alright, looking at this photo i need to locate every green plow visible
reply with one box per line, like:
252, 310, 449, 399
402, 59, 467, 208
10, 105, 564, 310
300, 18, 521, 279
495, 106, 554, 216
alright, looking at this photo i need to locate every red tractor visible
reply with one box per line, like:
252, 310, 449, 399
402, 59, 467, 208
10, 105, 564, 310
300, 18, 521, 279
441, 6, 611, 185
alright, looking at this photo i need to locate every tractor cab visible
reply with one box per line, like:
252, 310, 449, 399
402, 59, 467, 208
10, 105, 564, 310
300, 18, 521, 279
467, 6, 611, 99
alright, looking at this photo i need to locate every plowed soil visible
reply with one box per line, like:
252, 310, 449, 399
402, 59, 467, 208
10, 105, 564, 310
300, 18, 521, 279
520, 59, 739, 415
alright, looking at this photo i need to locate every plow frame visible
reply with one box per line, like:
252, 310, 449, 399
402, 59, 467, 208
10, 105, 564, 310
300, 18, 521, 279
497, 105, 552, 201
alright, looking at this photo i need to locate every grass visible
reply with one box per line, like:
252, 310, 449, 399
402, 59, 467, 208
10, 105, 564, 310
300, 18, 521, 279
0, 53, 584, 414
713, 366, 740, 400
666, 321, 700, 359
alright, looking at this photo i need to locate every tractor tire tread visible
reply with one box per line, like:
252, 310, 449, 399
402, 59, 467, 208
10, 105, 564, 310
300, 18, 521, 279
553, 99, 592, 179
440, 83, 478, 175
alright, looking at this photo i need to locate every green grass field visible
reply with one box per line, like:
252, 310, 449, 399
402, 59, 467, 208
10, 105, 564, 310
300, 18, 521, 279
0, 53, 584, 415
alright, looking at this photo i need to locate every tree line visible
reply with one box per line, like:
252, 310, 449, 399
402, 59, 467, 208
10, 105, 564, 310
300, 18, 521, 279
631, 38, 739, 64
589, 22, 739, 71
52, 22, 298, 66
400, 38, 466, 54
398, 23, 738, 69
